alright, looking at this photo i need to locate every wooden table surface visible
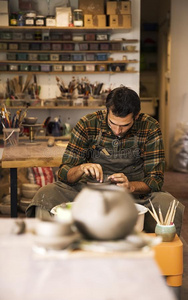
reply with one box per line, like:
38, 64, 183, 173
2, 141, 67, 168
0, 219, 177, 300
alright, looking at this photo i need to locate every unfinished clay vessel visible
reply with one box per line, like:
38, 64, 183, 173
72, 185, 138, 240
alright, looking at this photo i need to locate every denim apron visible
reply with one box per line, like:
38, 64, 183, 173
88, 130, 144, 182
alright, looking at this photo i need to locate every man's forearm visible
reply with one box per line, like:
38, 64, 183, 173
129, 181, 151, 194
67, 165, 84, 183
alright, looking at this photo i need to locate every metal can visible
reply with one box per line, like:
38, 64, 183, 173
46, 15, 56, 26
35, 15, 46, 26
17, 12, 25, 26
10, 12, 18, 26
73, 9, 83, 27
25, 12, 36, 26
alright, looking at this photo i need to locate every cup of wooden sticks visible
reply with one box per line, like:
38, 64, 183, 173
148, 199, 179, 242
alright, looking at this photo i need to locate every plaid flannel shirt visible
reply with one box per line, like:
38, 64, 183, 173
58, 110, 165, 192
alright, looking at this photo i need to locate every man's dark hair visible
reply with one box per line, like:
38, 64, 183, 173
106, 86, 141, 118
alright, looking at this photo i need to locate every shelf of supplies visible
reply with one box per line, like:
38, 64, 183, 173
0, 39, 139, 44
1, 60, 138, 64
2, 105, 106, 110
0, 26, 131, 32
0, 71, 138, 74
0, 50, 138, 54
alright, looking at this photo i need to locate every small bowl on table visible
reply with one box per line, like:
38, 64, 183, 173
24, 117, 38, 125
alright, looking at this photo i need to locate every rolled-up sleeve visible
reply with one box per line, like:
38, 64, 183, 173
142, 124, 165, 192
58, 119, 89, 182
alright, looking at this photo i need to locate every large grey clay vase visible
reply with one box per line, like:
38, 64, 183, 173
72, 185, 138, 240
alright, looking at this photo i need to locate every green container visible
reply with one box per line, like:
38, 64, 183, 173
17, 53, 28, 60
20, 64, 29, 71
39, 54, 49, 61
30, 65, 40, 72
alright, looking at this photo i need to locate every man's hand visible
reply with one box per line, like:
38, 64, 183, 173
67, 163, 103, 183
108, 173, 135, 192
80, 163, 103, 182
108, 173, 151, 194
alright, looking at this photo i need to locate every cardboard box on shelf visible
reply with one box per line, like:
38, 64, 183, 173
109, 14, 131, 29
0, 1, 8, 13
79, 0, 104, 15
56, 7, 71, 27
106, 1, 131, 15
0, 13, 9, 26
84, 14, 106, 27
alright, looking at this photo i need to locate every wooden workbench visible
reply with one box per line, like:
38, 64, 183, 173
1, 141, 67, 217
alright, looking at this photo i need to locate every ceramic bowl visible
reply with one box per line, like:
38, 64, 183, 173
24, 117, 38, 125
22, 183, 40, 191
35, 220, 73, 237
134, 204, 148, 232
22, 189, 37, 199
2, 194, 11, 204
0, 203, 11, 215
126, 45, 136, 51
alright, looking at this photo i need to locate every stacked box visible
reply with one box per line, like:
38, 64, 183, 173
7, 53, 17, 60
0, 0, 9, 26
50, 54, 59, 61
72, 35, 84, 41
17, 53, 28, 60
20, 64, 29, 71
52, 65, 63, 72
30, 43, 41, 50
19, 43, 30, 50
63, 43, 74, 51
64, 65, 73, 72
72, 54, 83, 61
39, 54, 49, 61
89, 43, 99, 51
74, 65, 85, 72
41, 43, 51, 51
84, 15, 106, 27
30, 65, 40, 72
60, 54, 71, 61
109, 14, 131, 28
106, 1, 131, 14
100, 43, 110, 50
0, 43, 7, 50
9, 43, 18, 50
85, 33, 95, 41
79, 43, 88, 51
28, 54, 38, 61
106, 1, 132, 29
52, 43, 62, 51
79, 0, 104, 15
41, 65, 51, 72
86, 53, 95, 61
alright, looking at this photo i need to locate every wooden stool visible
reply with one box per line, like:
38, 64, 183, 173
149, 234, 183, 287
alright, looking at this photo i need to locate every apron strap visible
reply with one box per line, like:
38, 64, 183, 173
96, 130, 103, 146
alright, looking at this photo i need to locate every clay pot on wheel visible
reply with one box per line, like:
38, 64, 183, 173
72, 185, 138, 240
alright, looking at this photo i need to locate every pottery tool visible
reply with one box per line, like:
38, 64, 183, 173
171, 201, 179, 224
164, 201, 172, 225
158, 205, 164, 225
149, 199, 160, 224
101, 148, 110, 156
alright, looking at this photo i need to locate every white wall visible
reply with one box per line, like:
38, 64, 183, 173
169, 0, 188, 164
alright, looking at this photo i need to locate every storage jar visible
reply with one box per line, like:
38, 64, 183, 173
73, 9, 83, 27
35, 15, 46, 26
25, 12, 36, 26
